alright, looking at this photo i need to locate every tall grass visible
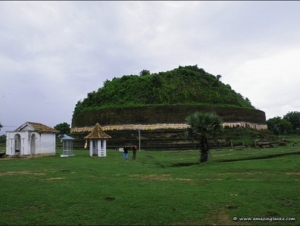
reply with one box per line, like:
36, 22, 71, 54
0, 145, 299, 225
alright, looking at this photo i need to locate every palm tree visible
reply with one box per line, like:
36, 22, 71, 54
185, 112, 223, 163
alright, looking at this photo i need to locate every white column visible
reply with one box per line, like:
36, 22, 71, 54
97, 140, 102, 157
8, 138, 14, 155
89, 140, 93, 156
11, 137, 14, 155
103, 140, 107, 157
21, 138, 24, 155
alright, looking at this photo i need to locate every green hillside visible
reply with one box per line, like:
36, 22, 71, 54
73, 65, 254, 117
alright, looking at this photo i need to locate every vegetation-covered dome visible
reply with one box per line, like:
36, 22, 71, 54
73, 65, 254, 118
71, 65, 267, 149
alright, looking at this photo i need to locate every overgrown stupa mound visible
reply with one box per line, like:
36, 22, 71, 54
71, 65, 267, 149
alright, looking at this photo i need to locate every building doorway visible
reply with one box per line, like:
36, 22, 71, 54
14, 134, 21, 155
30, 134, 36, 155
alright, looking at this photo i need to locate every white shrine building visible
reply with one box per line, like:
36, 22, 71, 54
6, 122, 59, 156
84, 123, 111, 157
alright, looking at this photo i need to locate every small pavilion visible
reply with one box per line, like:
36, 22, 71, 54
84, 123, 111, 157
60, 134, 75, 157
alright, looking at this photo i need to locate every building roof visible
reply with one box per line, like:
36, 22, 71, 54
84, 123, 111, 139
15, 122, 59, 133
61, 134, 75, 140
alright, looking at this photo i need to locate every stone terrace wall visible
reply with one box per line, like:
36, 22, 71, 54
72, 105, 266, 127
71, 105, 267, 150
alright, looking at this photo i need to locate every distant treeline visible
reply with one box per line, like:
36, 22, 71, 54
267, 111, 300, 135
73, 65, 254, 117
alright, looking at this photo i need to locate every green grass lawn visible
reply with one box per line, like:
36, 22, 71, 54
0, 144, 299, 225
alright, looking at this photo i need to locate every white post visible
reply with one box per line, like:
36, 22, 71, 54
98, 140, 102, 157
103, 139, 107, 157
89, 140, 93, 156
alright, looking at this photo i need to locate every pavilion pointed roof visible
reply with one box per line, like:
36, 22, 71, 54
84, 123, 111, 139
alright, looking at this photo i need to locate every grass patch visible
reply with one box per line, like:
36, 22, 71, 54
0, 145, 299, 225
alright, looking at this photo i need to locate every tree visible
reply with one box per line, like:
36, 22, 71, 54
283, 111, 300, 133
279, 119, 293, 134
267, 117, 281, 137
185, 112, 223, 163
245, 97, 251, 105
54, 122, 71, 135
139, 69, 150, 76
0, 135, 6, 143
0, 123, 2, 131
267, 117, 293, 136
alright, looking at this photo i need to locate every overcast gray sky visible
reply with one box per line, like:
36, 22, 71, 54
1, 1, 299, 134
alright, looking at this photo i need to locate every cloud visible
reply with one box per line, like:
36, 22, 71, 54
0, 1, 300, 134
226, 49, 300, 118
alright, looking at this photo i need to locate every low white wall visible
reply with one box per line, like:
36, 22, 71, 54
71, 122, 268, 133
39, 133, 56, 154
